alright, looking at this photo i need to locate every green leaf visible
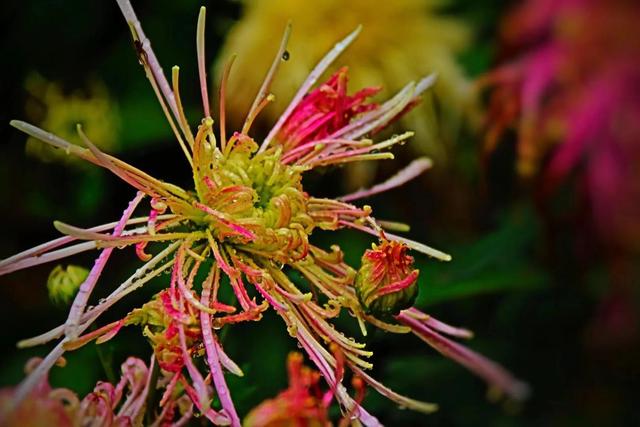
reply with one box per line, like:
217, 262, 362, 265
416, 206, 549, 305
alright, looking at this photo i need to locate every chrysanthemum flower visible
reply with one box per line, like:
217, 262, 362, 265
23, 74, 120, 166
0, 357, 168, 427
0, 359, 73, 427
215, 0, 475, 164
481, 0, 640, 248
1, 2, 527, 425
244, 352, 337, 426
355, 239, 420, 317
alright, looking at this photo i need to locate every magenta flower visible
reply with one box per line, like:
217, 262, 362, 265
244, 352, 339, 427
482, 0, 640, 249
1, 2, 527, 425
0, 357, 166, 427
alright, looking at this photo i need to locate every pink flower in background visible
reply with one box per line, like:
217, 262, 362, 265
244, 352, 334, 427
0, 357, 169, 427
483, 0, 640, 249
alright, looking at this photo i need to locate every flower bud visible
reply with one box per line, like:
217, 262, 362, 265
355, 240, 419, 317
47, 264, 88, 305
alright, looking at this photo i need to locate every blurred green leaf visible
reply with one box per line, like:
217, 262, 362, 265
118, 92, 171, 148
416, 206, 549, 306
422, 269, 547, 306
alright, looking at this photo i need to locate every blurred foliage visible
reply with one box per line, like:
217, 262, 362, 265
0, 0, 638, 426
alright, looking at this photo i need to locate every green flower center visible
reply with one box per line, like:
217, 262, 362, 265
190, 125, 314, 262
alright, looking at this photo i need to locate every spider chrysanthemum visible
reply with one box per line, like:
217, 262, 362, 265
0, 2, 527, 425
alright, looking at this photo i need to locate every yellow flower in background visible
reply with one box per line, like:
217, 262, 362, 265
215, 0, 475, 169
24, 74, 120, 165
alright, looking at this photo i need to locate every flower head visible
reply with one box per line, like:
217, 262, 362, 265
356, 239, 419, 317
1, 2, 527, 425
244, 352, 332, 427
0, 357, 161, 427
0, 359, 72, 427
47, 264, 88, 306
482, 0, 640, 249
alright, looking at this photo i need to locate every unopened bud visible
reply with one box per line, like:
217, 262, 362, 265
47, 264, 88, 305
355, 240, 419, 317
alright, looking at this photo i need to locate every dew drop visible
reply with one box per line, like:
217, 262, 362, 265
282, 50, 290, 61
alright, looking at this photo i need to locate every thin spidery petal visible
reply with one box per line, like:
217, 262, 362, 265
339, 158, 433, 202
